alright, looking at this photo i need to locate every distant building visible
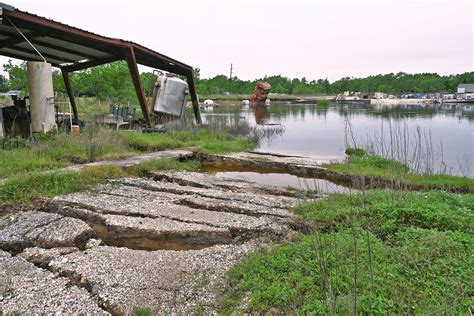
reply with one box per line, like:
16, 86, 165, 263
457, 84, 474, 94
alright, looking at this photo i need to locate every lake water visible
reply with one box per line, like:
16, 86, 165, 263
201, 101, 474, 177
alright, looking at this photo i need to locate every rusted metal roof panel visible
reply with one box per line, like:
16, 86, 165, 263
0, 47, 65, 65
0, 2, 194, 73
37, 37, 112, 59
15, 41, 88, 62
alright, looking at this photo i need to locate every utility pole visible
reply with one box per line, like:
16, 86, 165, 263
229, 63, 233, 80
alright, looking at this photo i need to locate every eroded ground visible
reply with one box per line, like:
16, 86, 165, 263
1, 170, 311, 314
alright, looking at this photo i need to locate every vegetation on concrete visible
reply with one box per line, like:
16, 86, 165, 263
0, 126, 254, 179
115, 128, 254, 154
0, 165, 126, 204
131, 307, 153, 316
323, 147, 474, 192
0, 158, 201, 205
220, 190, 473, 314
135, 158, 200, 177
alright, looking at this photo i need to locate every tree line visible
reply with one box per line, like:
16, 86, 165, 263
1, 60, 473, 100
195, 70, 474, 95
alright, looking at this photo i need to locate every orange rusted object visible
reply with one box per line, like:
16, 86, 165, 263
250, 81, 271, 105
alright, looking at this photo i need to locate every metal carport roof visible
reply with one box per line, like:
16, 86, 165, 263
0, 2, 201, 126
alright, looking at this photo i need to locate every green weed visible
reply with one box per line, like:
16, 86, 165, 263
135, 158, 201, 177
132, 307, 153, 316
324, 152, 473, 191
220, 190, 474, 314
0, 158, 200, 205
114, 128, 254, 154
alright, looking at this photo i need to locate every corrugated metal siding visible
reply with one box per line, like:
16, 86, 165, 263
37, 37, 111, 59
0, 47, 65, 65
15, 41, 96, 62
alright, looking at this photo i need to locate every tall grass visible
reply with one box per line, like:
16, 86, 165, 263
0, 120, 257, 178
219, 190, 474, 314
0, 127, 137, 178
343, 118, 471, 176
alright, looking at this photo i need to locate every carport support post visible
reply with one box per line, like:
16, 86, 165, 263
61, 69, 78, 121
126, 48, 152, 127
186, 71, 202, 125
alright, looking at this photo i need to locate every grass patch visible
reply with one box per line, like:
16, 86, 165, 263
0, 126, 253, 179
295, 190, 473, 235
0, 158, 202, 205
131, 307, 153, 316
324, 149, 474, 191
135, 158, 201, 176
0, 165, 128, 204
220, 190, 474, 314
0, 128, 138, 178
114, 128, 254, 154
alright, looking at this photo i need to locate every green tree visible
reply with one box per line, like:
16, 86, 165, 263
3, 60, 27, 93
0, 74, 8, 92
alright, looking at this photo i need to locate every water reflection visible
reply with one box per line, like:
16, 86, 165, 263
201, 101, 473, 176
251, 104, 270, 125
212, 171, 350, 194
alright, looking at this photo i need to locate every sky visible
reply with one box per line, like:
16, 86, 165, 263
1, 0, 473, 81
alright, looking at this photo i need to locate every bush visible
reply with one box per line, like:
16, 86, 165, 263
345, 147, 366, 157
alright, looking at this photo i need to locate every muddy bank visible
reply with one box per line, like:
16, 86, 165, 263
196, 152, 473, 193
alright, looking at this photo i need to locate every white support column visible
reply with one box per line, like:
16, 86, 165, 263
27, 61, 56, 133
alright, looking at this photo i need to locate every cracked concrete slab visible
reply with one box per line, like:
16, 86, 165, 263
39, 202, 233, 251
0, 211, 94, 254
61, 148, 194, 172
117, 176, 301, 209
52, 183, 292, 227
0, 250, 108, 314
19, 246, 79, 268
148, 170, 314, 199
48, 243, 255, 315
3, 168, 304, 313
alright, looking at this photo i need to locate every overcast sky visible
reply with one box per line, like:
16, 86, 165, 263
2, 0, 473, 81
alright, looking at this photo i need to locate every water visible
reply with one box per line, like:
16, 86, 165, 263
209, 171, 350, 194
201, 101, 474, 177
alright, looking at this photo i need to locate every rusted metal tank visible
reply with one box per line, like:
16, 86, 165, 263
152, 73, 188, 118
250, 81, 271, 105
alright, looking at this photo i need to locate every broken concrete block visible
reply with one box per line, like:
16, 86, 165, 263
0, 211, 95, 253
0, 250, 108, 314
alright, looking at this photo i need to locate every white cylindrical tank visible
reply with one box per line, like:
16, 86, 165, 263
152, 74, 188, 117
27, 62, 56, 133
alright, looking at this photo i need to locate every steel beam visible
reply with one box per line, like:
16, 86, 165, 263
30, 39, 98, 60
0, 31, 40, 49
8, 45, 75, 63
186, 70, 202, 125
0, 49, 62, 66
126, 47, 152, 127
61, 70, 78, 121
60, 56, 119, 72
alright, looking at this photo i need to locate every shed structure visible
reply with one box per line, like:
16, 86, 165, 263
0, 3, 201, 126
457, 84, 474, 94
